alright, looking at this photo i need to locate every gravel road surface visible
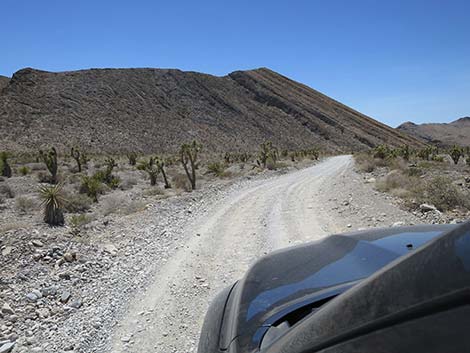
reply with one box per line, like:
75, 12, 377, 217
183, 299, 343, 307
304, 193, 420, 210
111, 155, 385, 352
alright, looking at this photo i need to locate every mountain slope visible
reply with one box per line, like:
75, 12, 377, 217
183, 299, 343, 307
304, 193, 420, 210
0, 75, 9, 91
397, 117, 470, 147
0, 67, 422, 153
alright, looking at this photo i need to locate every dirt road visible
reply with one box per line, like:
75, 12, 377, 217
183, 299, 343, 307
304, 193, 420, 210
110, 155, 357, 352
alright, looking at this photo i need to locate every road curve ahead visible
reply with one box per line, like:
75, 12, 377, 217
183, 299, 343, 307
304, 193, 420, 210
111, 155, 353, 352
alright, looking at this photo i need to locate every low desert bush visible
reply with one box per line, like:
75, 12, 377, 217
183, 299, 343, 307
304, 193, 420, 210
207, 162, 226, 177
172, 173, 191, 192
144, 186, 165, 197
18, 166, 31, 176
376, 170, 419, 193
101, 194, 144, 216
63, 192, 92, 213
79, 176, 104, 202
15, 196, 38, 214
119, 175, 138, 191
0, 184, 15, 198
70, 213, 93, 227
419, 176, 469, 211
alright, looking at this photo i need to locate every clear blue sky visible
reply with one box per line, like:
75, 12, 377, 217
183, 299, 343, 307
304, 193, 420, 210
1, 0, 469, 127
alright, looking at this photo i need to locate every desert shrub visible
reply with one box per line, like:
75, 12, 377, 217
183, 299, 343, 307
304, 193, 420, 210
404, 166, 423, 177
70, 213, 92, 227
69, 213, 93, 236
37, 171, 53, 183
101, 194, 144, 216
63, 192, 92, 213
94, 158, 120, 188
39, 183, 65, 226
432, 155, 445, 163
207, 162, 226, 177
172, 173, 191, 192
15, 196, 38, 214
376, 170, 420, 194
355, 153, 399, 172
0, 184, 15, 198
79, 176, 103, 202
144, 186, 165, 197
119, 175, 138, 190
18, 166, 30, 176
420, 176, 469, 211
355, 154, 375, 172
266, 156, 278, 170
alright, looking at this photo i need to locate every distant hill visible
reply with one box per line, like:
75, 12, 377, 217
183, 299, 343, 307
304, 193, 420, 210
0, 67, 422, 154
397, 117, 470, 147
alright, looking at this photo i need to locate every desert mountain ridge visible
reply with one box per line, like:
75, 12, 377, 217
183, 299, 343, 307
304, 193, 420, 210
397, 117, 470, 147
0, 66, 422, 154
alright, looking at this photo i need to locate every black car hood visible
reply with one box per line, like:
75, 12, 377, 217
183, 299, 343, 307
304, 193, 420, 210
221, 224, 456, 352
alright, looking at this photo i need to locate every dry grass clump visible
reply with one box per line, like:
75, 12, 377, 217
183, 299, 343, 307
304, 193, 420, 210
172, 173, 191, 192
101, 193, 145, 216
63, 192, 92, 213
376, 171, 469, 212
15, 196, 38, 214
143, 187, 165, 197
419, 176, 469, 211
118, 174, 139, 191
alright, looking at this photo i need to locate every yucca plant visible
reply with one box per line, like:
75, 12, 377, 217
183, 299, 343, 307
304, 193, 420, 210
39, 183, 65, 226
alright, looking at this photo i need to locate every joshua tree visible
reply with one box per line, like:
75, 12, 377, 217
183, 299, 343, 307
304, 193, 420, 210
71, 147, 82, 172
40, 147, 58, 183
156, 156, 171, 188
0, 152, 12, 178
417, 147, 432, 161
450, 146, 463, 165
257, 141, 278, 169
399, 145, 410, 161
127, 152, 138, 166
39, 183, 65, 226
103, 157, 118, 184
180, 141, 202, 191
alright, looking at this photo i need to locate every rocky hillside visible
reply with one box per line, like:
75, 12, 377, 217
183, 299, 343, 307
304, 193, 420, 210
0, 75, 9, 91
0, 67, 421, 153
398, 117, 470, 147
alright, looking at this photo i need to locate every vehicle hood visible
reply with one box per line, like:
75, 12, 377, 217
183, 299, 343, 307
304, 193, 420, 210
221, 224, 456, 352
